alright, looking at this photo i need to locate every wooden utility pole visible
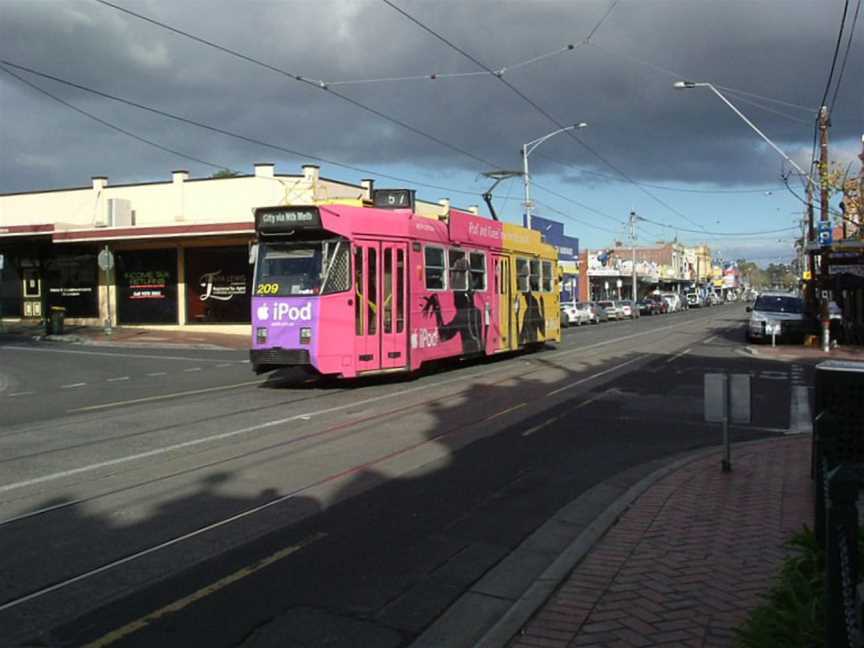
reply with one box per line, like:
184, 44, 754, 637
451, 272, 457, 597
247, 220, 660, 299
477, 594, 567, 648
818, 106, 831, 351
806, 164, 816, 313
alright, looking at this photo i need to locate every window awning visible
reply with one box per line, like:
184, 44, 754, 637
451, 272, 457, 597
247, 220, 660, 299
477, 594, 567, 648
51, 222, 254, 243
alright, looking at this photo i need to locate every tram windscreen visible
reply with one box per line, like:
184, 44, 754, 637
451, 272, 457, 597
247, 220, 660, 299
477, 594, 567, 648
255, 240, 350, 296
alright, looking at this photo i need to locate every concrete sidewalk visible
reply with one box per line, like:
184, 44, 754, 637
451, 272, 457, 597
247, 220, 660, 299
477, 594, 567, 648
0, 320, 248, 350
507, 436, 812, 648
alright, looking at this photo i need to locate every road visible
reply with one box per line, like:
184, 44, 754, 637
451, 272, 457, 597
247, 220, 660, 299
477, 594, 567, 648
0, 306, 804, 647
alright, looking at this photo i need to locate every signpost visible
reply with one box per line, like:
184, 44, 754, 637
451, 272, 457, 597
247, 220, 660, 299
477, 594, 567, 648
817, 221, 832, 247
705, 373, 752, 472
97, 246, 114, 335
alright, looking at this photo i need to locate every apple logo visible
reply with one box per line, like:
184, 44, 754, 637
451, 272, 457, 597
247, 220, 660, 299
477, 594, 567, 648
256, 304, 270, 321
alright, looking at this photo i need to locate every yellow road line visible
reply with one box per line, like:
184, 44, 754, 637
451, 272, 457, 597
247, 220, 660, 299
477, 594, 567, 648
83, 532, 326, 648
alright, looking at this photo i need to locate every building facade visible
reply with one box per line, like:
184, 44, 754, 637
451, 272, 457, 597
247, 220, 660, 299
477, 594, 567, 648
0, 164, 376, 328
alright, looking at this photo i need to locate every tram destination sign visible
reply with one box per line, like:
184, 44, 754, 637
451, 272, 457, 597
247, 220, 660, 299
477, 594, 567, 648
255, 206, 321, 233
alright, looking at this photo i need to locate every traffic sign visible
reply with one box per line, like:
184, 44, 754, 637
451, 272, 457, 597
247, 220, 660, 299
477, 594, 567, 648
0, 254, 4, 271
803, 270, 812, 280
817, 221, 832, 246
97, 248, 114, 271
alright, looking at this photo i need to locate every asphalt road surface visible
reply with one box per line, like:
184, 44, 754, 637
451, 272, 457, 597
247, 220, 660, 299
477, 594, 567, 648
0, 305, 805, 647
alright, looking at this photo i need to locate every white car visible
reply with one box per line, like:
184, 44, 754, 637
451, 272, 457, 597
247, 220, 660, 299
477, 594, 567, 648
660, 293, 682, 312
561, 302, 593, 327
746, 293, 806, 342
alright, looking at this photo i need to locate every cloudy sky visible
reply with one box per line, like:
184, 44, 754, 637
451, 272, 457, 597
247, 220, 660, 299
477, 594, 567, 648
1, 0, 861, 263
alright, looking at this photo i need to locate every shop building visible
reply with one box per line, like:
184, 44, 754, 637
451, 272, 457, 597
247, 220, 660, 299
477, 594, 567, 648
0, 164, 373, 329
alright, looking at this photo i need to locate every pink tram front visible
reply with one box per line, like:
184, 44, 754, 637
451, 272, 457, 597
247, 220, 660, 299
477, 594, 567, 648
250, 196, 560, 378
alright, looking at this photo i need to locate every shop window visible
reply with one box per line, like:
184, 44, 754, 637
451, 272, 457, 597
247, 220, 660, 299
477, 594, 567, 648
449, 249, 468, 291
469, 252, 486, 291
44, 247, 99, 318
117, 249, 178, 324
424, 246, 446, 290
186, 247, 250, 324
542, 261, 553, 292
516, 257, 530, 292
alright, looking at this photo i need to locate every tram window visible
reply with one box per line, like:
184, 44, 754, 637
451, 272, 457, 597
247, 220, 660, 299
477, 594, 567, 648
516, 258, 530, 292
542, 261, 553, 292
529, 259, 541, 291
367, 248, 377, 334
383, 248, 393, 333
449, 249, 468, 291
424, 246, 446, 290
320, 240, 351, 294
469, 252, 486, 291
354, 247, 363, 335
396, 249, 405, 333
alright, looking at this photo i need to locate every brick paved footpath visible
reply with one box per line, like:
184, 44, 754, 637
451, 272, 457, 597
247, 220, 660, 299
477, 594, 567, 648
509, 436, 812, 648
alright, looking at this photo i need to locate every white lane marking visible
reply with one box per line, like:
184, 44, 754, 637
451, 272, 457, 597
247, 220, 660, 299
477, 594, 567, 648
0, 374, 8, 393
183, 367, 202, 373
484, 402, 526, 422
216, 363, 232, 368
547, 356, 644, 396
547, 314, 716, 360
61, 383, 87, 389
6, 312, 724, 495
107, 377, 129, 383
0, 346, 239, 364
67, 380, 262, 413
146, 372, 167, 377
703, 336, 717, 344
522, 416, 558, 437
664, 347, 692, 364
788, 385, 813, 435
8, 391, 35, 398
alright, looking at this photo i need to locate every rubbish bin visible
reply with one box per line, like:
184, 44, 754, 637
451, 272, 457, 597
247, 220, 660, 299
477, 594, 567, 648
48, 306, 66, 335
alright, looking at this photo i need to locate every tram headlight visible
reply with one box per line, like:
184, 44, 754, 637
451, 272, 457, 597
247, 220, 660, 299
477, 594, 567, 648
256, 327, 268, 344
299, 327, 312, 344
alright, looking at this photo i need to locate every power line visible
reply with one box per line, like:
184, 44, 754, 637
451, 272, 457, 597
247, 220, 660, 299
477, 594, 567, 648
820, 0, 851, 109
719, 88, 813, 125
381, 0, 711, 235
91, 0, 501, 170
638, 215, 798, 237
830, 0, 862, 109
0, 64, 230, 173
534, 153, 784, 194
0, 59, 493, 200
532, 198, 623, 236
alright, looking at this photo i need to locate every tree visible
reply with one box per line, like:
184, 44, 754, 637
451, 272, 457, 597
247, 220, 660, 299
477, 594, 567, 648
211, 169, 240, 178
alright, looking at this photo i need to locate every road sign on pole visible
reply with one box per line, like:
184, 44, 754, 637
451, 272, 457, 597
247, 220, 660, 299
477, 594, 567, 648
97, 248, 114, 271
817, 221, 832, 246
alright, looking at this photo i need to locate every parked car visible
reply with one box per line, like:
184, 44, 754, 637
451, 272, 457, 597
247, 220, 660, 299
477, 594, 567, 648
597, 300, 620, 320
560, 301, 593, 327
686, 292, 703, 308
660, 292, 682, 312
637, 297, 662, 316
589, 301, 610, 323
616, 300, 638, 319
746, 292, 806, 343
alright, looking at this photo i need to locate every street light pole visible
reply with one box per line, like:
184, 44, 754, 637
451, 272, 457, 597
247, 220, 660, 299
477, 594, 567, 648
629, 210, 638, 302
522, 123, 588, 229
673, 81, 816, 189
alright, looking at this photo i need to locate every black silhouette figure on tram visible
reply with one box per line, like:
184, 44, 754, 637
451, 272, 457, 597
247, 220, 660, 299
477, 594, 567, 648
421, 256, 486, 354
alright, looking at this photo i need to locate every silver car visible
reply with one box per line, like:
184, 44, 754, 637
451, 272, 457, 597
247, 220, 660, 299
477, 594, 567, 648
746, 293, 806, 342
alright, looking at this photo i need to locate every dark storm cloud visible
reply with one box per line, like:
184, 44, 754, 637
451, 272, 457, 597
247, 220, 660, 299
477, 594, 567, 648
1, 0, 861, 193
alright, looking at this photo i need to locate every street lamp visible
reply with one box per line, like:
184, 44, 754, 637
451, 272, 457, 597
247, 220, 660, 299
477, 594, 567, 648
672, 81, 814, 187
522, 123, 588, 229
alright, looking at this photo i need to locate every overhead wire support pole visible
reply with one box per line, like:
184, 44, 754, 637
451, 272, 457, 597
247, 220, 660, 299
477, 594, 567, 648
629, 211, 638, 302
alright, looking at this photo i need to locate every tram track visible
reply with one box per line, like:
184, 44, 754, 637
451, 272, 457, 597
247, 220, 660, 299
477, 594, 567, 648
0, 309, 738, 643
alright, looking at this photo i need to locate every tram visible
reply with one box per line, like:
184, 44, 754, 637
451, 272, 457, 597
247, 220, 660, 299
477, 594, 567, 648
249, 190, 560, 377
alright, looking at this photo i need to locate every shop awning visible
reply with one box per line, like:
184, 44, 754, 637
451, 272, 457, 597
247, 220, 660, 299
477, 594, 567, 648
51, 221, 254, 243
0, 224, 54, 237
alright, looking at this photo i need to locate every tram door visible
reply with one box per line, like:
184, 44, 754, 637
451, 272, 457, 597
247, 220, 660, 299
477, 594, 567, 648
493, 255, 513, 351
354, 241, 408, 372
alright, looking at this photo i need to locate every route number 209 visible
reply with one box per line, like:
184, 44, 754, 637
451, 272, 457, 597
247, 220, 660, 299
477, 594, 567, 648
256, 283, 280, 295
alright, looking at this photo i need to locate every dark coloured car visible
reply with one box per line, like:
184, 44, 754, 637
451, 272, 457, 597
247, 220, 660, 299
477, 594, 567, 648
637, 297, 662, 316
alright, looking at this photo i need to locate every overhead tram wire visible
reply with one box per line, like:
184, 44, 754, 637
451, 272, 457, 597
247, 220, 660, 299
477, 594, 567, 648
0, 59, 488, 200
91, 0, 501, 171
380, 0, 710, 235
638, 216, 798, 237
533, 153, 785, 194
0, 64, 228, 173
820, 0, 851, 109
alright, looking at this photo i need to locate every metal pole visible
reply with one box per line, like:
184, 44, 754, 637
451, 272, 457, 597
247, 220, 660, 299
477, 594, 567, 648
722, 373, 732, 472
629, 211, 637, 302
522, 143, 532, 230
104, 244, 113, 336
819, 106, 831, 353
